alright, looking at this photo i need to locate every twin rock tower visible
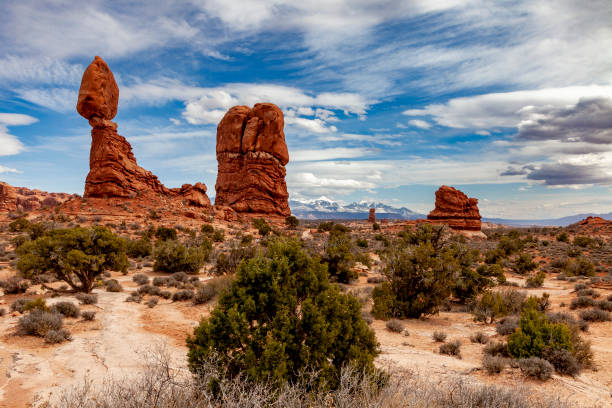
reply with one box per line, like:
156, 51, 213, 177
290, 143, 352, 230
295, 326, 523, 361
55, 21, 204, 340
77, 56, 290, 218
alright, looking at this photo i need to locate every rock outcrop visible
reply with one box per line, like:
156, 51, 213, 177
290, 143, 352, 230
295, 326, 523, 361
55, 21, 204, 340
78, 56, 210, 208
368, 208, 376, 223
215, 103, 290, 217
0, 182, 73, 212
427, 185, 481, 231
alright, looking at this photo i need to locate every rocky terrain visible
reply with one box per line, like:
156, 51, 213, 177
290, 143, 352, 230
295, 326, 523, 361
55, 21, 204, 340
427, 185, 482, 231
0, 183, 73, 213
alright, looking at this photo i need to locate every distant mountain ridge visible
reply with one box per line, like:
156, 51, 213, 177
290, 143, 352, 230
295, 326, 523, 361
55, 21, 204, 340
289, 197, 425, 220
290, 197, 611, 226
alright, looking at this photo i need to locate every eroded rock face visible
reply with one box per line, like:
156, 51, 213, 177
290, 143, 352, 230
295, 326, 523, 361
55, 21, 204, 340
368, 208, 376, 223
215, 103, 290, 217
78, 56, 210, 208
0, 182, 72, 212
427, 185, 481, 231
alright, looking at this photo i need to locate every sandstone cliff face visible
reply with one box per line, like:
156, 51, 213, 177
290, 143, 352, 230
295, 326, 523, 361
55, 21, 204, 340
427, 185, 481, 231
0, 182, 73, 212
215, 103, 290, 217
78, 56, 210, 208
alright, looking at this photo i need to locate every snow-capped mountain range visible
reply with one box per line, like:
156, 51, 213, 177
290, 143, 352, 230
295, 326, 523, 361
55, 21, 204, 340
289, 197, 425, 220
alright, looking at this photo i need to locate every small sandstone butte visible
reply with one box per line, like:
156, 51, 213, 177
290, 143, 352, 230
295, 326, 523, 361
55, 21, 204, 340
368, 208, 376, 223
78, 56, 210, 208
427, 185, 481, 231
215, 103, 290, 217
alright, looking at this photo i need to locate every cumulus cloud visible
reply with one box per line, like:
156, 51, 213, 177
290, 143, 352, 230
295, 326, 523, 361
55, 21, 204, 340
0, 165, 20, 174
517, 97, 612, 144
408, 119, 431, 129
403, 85, 612, 129
0, 113, 37, 156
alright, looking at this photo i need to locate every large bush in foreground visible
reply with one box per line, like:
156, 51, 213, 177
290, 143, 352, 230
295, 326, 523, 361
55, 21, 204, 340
153, 240, 206, 274
17, 226, 128, 293
187, 238, 379, 389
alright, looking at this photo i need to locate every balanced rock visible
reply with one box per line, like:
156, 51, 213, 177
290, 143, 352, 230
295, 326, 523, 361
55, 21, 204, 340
78, 56, 210, 208
427, 185, 481, 231
215, 103, 290, 217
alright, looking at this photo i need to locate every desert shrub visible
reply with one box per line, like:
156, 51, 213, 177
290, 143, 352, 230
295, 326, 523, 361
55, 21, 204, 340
240, 234, 253, 245
132, 273, 150, 285
563, 257, 594, 277
200, 224, 214, 235
496, 316, 519, 335
105, 279, 122, 292
214, 245, 257, 275
22, 298, 49, 313
172, 289, 194, 301
373, 225, 471, 319
470, 331, 489, 344
17, 226, 128, 293
0, 276, 30, 294
453, 249, 494, 303
498, 234, 524, 255
572, 236, 594, 248
597, 300, 612, 311
356, 238, 368, 248
159, 290, 171, 299
187, 238, 378, 390
50, 301, 80, 318
146, 297, 159, 308
570, 296, 595, 309
75, 293, 98, 305
484, 341, 510, 357
513, 253, 537, 275
284, 215, 299, 229
573, 282, 589, 291
482, 355, 506, 374
518, 357, 553, 380
576, 288, 599, 298
137, 284, 162, 296
154, 226, 177, 241
472, 291, 507, 323
172, 272, 190, 282
81, 310, 96, 321
556, 232, 569, 242
542, 348, 579, 376
11, 298, 28, 313
126, 293, 143, 303
126, 237, 152, 258
525, 271, 545, 288
193, 284, 215, 304
212, 229, 224, 243
45, 328, 71, 343
432, 331, 447, 342
579, 308, 610, 322
152, 276, 169, 286
19, 310, 63, 336
385, 319, 404, 333
439, 340, 461, 357
253, 218, 272, 236
9, 217, 30, 232
153, 241, 206, 274
372, 222, 381, 231
0, 308, 6, 317
317, 221, 335, 232
324, 229, 356, 283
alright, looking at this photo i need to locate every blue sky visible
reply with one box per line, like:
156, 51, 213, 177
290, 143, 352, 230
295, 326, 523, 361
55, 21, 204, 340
1, 0, 611, 218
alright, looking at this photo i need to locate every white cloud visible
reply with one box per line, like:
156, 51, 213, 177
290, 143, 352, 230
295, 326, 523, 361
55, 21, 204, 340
404, 85, 612, 129
0, 113, 37, 156
0, 165, 20, 174
15, 88, 75, 113
408, 119, 431, 129
291, 147, 374, 162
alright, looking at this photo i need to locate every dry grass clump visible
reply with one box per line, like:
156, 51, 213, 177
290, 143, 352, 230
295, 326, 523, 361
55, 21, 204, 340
579, 308, 611, 322
75, 293, 98, 305
385, 319, 404, 333
52, 349, 576, 408
470, 331, 489, 344
432, 330, 447, 342
482, 355, 507, 374
132, 274, 150, 285
439, 340, 462, 358
81, 310, 96, 321
50, 301, 80, 318
18, 310, 63, 337
105, 279, 123, 292
518, 357, 553, 381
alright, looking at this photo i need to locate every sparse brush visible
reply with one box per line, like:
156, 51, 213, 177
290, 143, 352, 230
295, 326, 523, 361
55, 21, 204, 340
171, 289, 194, 301
579, 308, 611, 322
193, 285, 215, 305
366, 276, 384, 284
132, 274, 149, 285
484, 341, 509, 357
19, 310, 63, 336
81, 311, 96, 321
146, 297, 159, 308
45, 328, 71, 344
385, 319, 404, 333
0, 308, 6, 317
470, 331, 489, 344
152, 277, 169, 286
50, 301, 80, 318
597, 300, 612, 311
75, 293, 98, 305
432, 330, 447, 342
482, 355, 506, 374
576, 288, 599, 298
496, 316, 519, 335
569, 296, 595, 309
126, 293, 143, 303
105, 279, 122, 292
10, 298, 28, 313
439, 340, 462, 358
518, 357, 553, 381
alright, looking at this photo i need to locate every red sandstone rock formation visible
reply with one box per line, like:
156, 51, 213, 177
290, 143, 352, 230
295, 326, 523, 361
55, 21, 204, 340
427, 185, 481, 231
78, 56, 210, 208
368, 208, 376, 223
0, 182, 73, 212
215, 103, 290, 217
